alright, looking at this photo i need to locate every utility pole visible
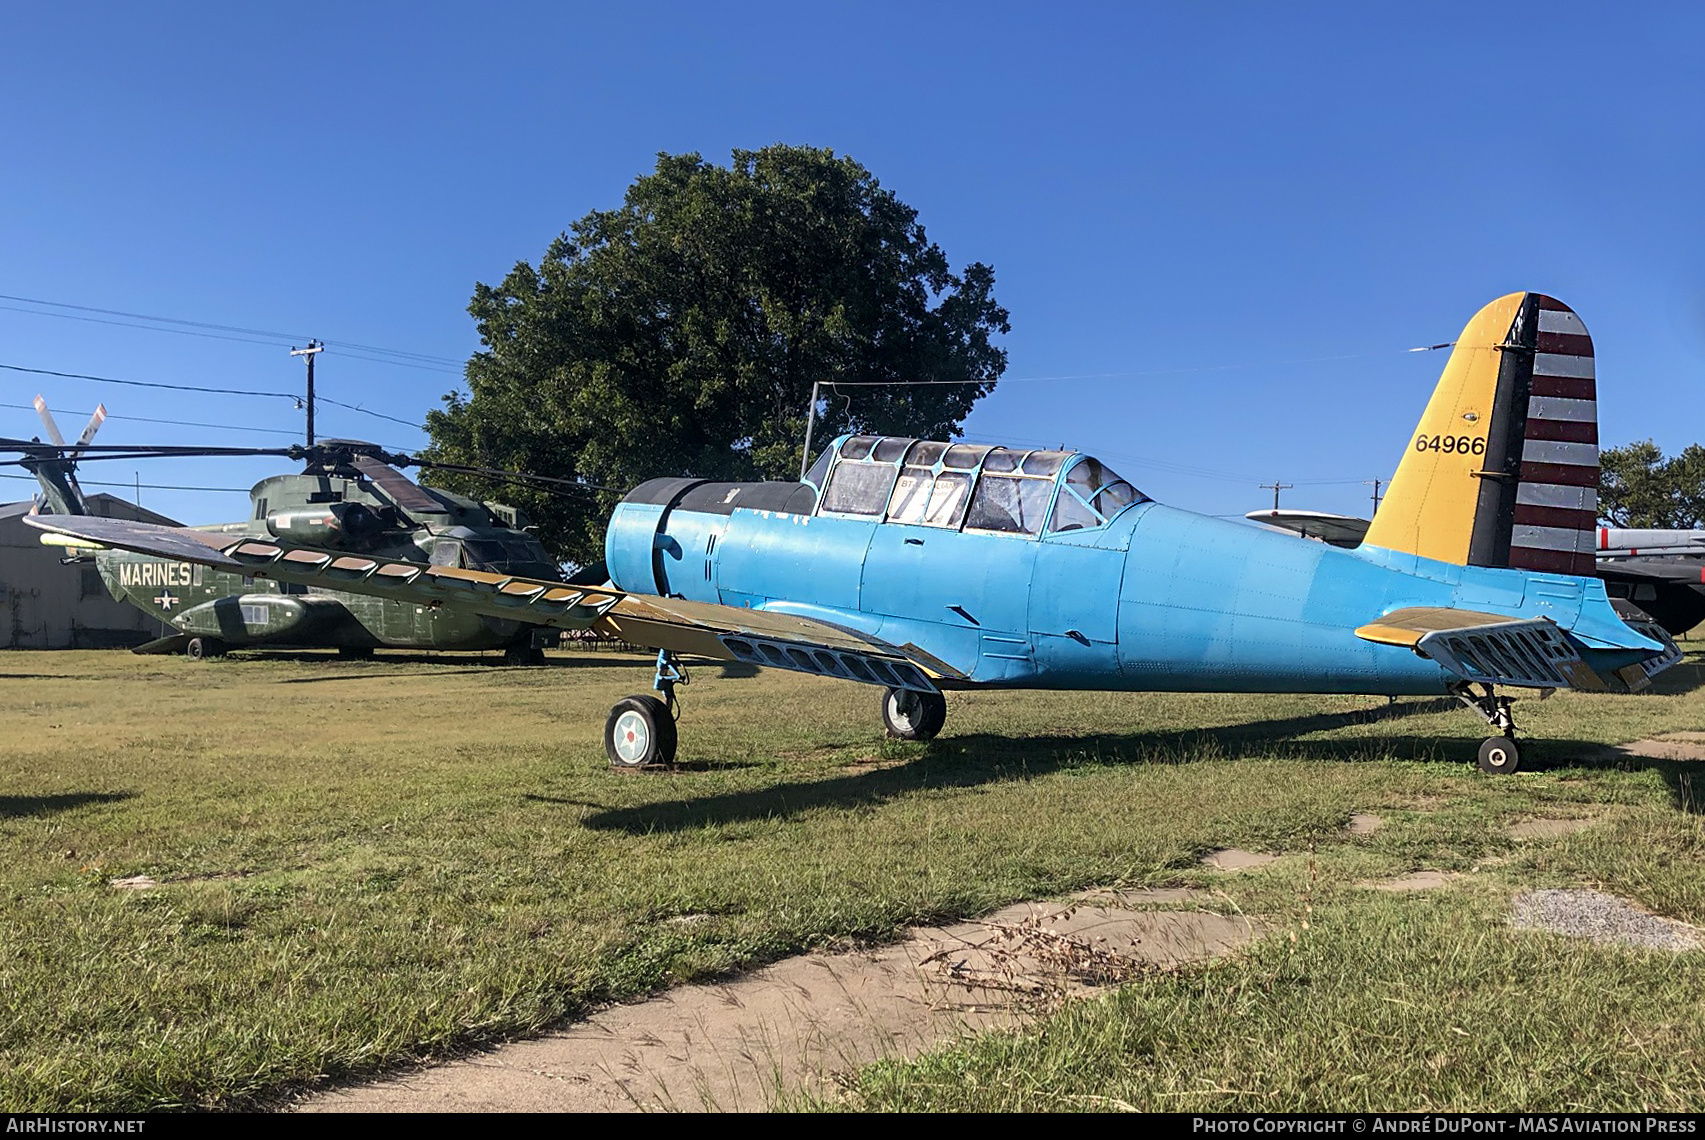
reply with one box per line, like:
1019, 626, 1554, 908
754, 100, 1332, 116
290, 341, 324, 447
1260, 480, 1292, 511
799, 380, 822, 479
1365, 477, 1385, 515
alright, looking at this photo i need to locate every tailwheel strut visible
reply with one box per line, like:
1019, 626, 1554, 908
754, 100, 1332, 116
1449, 682, 1522, 775
604, 649, 687, 769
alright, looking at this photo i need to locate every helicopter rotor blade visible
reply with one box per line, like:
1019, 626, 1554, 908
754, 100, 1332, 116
72, 404, 107, 455
32, 396, 67, 448
410, 458, 615, 496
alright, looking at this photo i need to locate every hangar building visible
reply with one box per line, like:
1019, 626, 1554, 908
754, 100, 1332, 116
0, 496, 181, 649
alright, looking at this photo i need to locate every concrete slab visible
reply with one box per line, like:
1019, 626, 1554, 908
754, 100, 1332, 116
1347, 813, 1383, 836
1364, 870, 1457, 892
1507, 817, 1599, 840
1612, 738, 1705, 762
1201, 848, 1278, 871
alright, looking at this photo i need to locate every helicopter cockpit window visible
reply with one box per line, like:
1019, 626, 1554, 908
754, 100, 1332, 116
1048, 456, 1148, 533
966, 475, 1053, 535
429, 540, 462, 567
821, 458, 900, 516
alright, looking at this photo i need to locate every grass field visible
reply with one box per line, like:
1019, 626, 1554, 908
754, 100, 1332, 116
2, 646, 1703, 1111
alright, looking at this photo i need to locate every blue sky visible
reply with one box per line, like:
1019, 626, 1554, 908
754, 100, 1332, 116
2, 2, 1700, 527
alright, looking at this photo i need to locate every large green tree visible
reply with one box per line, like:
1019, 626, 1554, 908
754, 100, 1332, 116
424, 145, 1010, 566
1599, 440, 1705, 528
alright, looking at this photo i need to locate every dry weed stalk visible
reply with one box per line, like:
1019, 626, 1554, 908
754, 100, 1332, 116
918, 906, 1156, 1012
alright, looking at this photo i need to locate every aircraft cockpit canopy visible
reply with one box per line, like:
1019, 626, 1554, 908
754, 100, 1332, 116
809, 435, 1148, 537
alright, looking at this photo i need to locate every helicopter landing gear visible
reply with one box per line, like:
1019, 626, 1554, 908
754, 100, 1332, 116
503, 645, 546, 667
881, 687, 946, 741
184, 636, 226, 661
1450, 682, 1523, 774
603, 650, 687, 768
339, 645, 374, 660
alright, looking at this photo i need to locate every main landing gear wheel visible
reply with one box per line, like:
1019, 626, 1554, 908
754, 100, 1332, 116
1477, 736, 1521, 776
605, 694, 677, 769
184, 636, 226, 661
881, 687, 947, 741
503, 645, 546, 666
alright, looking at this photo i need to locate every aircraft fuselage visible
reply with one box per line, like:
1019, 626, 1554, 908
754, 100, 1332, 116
606, 481, 1637, 697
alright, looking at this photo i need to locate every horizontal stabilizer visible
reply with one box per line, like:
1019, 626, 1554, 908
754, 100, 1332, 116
1357, 607, 1601, 690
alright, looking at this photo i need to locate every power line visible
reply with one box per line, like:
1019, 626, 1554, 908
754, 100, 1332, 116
1, 361, 430, 434
317, 398, 425, 430
0, 292, 466, 366
821, 343, 1454, 387
0, 401, 302, 438
0, 470, 250, 493
0, 361, 299, 400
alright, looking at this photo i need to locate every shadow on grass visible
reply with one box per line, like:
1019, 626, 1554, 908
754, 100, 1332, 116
0, 791, 135, 819
578, 698, 1609, 835
276, 668, 496, 684
1556, 749, 1705, 816
1649, 660, 1705, 696
211, 650, 644, 669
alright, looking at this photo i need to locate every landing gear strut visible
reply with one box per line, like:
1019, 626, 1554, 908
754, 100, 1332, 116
1450, 682, 1522, 775
604, 649, 687, 768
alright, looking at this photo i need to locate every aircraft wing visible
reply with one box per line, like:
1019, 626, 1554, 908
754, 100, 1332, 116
24, 514, 946, 693
1355, 606, 1679, 693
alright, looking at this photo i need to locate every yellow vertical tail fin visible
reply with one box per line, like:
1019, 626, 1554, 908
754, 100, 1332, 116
1362, 292, 1597, 574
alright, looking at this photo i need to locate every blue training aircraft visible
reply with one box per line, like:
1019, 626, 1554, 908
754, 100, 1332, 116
28, 293, 1681, 775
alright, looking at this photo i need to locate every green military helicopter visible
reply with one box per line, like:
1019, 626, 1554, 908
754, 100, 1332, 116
7, 400, 574, 663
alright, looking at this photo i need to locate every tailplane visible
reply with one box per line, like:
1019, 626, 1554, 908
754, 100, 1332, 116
1362, 293, 1597, 575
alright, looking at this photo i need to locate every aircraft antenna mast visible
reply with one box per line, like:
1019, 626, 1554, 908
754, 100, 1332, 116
290, 340, 324, 447
1260, 480, 1293, 511
799, 380, 822, 480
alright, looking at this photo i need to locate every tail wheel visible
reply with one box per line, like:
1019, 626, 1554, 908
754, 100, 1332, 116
184, 637, 226, 661
881, 687, 946, 741
605, 694, 677, 768
1477, 736, 1521, 775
